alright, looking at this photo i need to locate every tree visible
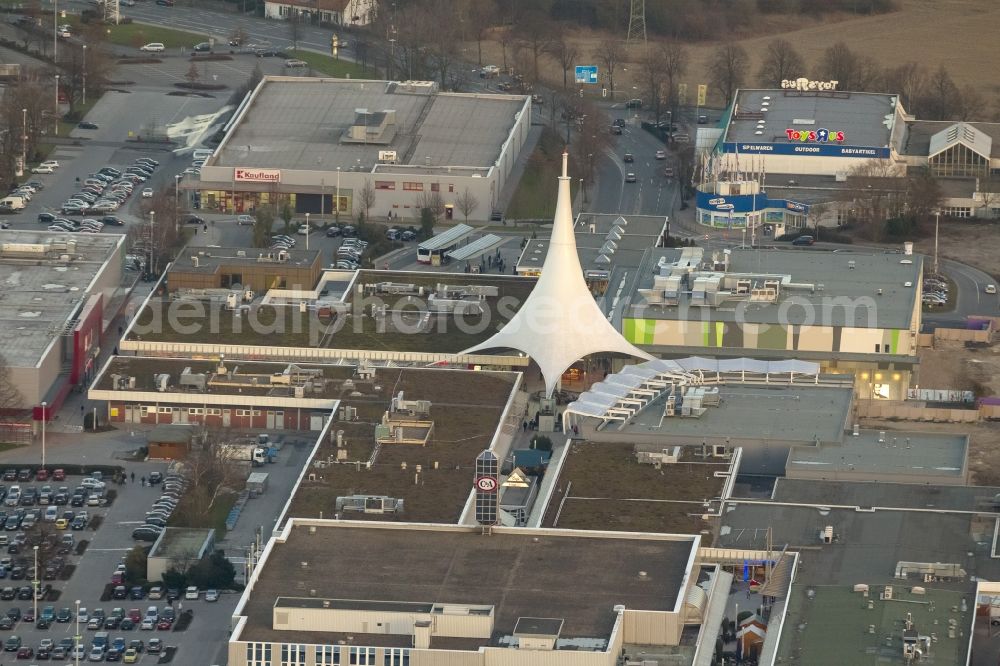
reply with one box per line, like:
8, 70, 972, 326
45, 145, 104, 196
0, 354, 23, 411
251, 205, 274, 248
920, 64, 961, 121
425, 0, 461, 89
357, 178, 376, 222
417, 190, 445, 225
288, 11, 303, 50
280, 202, 293, 233
708, 44, 748, 106
464, 0, 496, 66
184, 62, 200, 86
658, 42, 689, 113
594, 39, 623, 100
638, 50, 667, 126
816, 42, 861, 90
497, 26, 514, 73
756, 39, 804, 87
124, 545, 149, 586
455, 188, 480, 222
882, 62, 926, 112
186, 550, 236, 589
230, 25, 248, 48
169, 433, 248, 530
419, 207, 435, 239
836, 159, 905, 240
546, 28, 579, 89
514, 10, 553, 83
977, 177, 1000, 219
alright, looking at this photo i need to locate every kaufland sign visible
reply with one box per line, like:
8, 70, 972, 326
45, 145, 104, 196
234, 168, 281, 183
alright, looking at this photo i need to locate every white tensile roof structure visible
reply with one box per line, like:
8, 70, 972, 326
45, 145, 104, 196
460, 152, 652, 396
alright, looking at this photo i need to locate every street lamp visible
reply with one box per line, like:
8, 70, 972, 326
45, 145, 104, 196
149, 210, 155, 277
54, 74, 59, 136
21, 108, 26, 176
174, 174, 182, 233
74, 599, 80, 666
32, 545, 39, 624
304, 212, 310, 251
53, 0, 58, 63
40, 401, 46, 469
82, 44, 87, 105
934, 210, 940, 275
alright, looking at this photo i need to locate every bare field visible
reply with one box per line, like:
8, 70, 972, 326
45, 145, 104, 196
917, 342, 1000, 395
907, 221, 1000, 281
475, 0, 1000, 106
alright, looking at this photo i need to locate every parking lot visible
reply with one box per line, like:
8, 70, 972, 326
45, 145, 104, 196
0, 426, 319, 665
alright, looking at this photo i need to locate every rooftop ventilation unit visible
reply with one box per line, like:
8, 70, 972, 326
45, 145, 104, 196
335, 495, 404, 514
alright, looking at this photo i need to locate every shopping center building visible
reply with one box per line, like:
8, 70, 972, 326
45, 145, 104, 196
189, 77, 531, 221
695, 87, 1000, 233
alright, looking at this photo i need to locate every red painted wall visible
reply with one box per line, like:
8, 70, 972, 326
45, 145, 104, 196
71, 295, 104, 385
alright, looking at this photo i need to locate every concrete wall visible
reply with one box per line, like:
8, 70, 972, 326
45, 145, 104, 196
272, 606, 492, 639
856, 399, 980, 422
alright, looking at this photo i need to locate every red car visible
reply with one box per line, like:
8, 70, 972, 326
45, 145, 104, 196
16, 646, 33, 659
127, 608, 141, 623
52, 469, 65, 481
156, 619, 172, 630
35, 469, 49, 482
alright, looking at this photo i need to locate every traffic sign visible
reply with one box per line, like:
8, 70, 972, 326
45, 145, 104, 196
575, 65, 598, 84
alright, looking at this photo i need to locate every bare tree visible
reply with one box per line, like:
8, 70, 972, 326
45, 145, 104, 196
816, 42, 860, 90
756, 39, 804, 87
184, 62, 200, 86
464, 0, 496, 67
594, 39, 623, 100
0, 354, 24, 410
171, 434, 247, 529
357, 178, 376, 221
497, 26, 514, 73
977, 177, 1000, 219
837, 160, 905, 240
288, 11, 303, 50
417, 190, 446, 224
658, 42, 688, 116
638, 50, 667, 126
426, 0, 461, 89
920, 64, 961, 120
708, 44, 748, 106
455, 188, 480, 222
252, 205, 275, 248
546, 27, 579, 89
568, 99, 611, 190
882, 62, 926, 112
514, 10, 553, 84
229, 25, 248, 48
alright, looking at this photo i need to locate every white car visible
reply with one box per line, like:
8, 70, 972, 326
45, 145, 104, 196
297, 224, 311, 235
57, 27, 71, 38
185, 586, 199, 600
80, 478, 105, 490
39, 160, 59, 169
986, 284, 997, 294
655, 150, 666, 160
141, 188, 154, 198
140, 42, 165, 52
32, 165, 54, 174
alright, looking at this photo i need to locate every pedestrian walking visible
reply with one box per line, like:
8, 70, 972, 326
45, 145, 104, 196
140, 478, 145, 488
131, 472, 135, 483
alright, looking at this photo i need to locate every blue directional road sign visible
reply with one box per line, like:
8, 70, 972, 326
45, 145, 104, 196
575, 65, 598, 84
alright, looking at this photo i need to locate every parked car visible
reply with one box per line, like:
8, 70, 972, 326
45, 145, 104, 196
792, 235, 815, 246
77, 121, 99, 130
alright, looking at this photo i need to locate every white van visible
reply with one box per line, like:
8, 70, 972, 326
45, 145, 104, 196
192, 149, 213, 160
0, 196, 25, 210
139, 42, 165, 52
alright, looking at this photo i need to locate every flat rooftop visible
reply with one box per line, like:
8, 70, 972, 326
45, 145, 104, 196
148, 527, 213, 560
516, 213, 667, 273
128, 271, 535, 354
91, 356, 356, 399
286, 367, 520, 524
215, 78, 526, 172
719, 503, 1000, 584
786, 429, 968, 481
776, 583, 972, 666
0, 231, 122, 367
621, 383, 852, 444
169, 247, 320, 273
542, 440, 731, 534
629, 247, 922, 330
725, 89, 896, 148
772, 478, 1000, 512
238, 521, 697, 647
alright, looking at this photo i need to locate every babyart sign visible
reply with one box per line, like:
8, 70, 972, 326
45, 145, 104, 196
781, 78, 839, 92
234, 168, 281, 183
